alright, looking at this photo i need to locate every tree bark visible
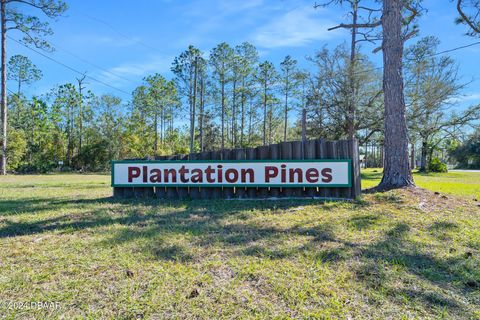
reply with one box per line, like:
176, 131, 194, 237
199, 75, 204, 152
190, 57, 198, 154
348, 0, 358, 142
420, 140, 427, 172
377, 0, 415, 190
410, 142, 415, 170
284, 71, 288, 142
1, 0, 7, 175
263, 80, 267, 146
301, 107, 306, 142
221, 73, 225, 150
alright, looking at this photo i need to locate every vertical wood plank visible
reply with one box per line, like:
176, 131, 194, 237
166, 154, 179, 199
280, 142, 293, 198
235, 148, 247, 199
328, 141, 340, 199
177, 154, 189, 200
189, 152, 201, 200
291, 141, 303, 197
200, 150, 212, 199
338, 140, 350, 199
246, 147, 257, 198
113, 187, 125, 199
269, 144, 281, 198
304, 140, 317, 198
155, 155, 167, 199
210, 150, 222, 199
256, 146, 269, 198
350, 139, 362, 199
316, 139, 328, 199
222, 149, 234, 199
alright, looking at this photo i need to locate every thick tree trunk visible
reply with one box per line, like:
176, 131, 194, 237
377, 0, 414, 190
1, 0, 6, 175
410, 142, 415, 170
348, 0, 358, 142
419, 140, 427, 172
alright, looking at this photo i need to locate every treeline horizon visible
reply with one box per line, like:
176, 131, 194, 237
4, 36, 479, 173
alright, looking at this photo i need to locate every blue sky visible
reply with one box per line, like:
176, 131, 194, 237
8, 0, 480, 109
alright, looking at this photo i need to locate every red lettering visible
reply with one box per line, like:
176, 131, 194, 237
289, 168, 303, 183
306, 168, 319, 183
142, 166, 148, 182
164, 169, 177, 183
281, 164, 287, 183
128, 167, 141, 182
321, 168, 333, 183
217, 165, 223, 182
191, 169, 203, 183
241, 168, 254, 183
265, 166, 278, 182
179, 166, 189, 183
150, 169, 162, 183
225, 169, 238, 183
205, 166, 215, 183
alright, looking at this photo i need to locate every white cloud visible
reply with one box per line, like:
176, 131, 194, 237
251, 6, 339, 48
95, 56, 172, 87
448, 93, 480, 104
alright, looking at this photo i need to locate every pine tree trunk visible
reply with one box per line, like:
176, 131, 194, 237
420, 140, 427, 172
377, 0, 414, 190
154, 113, 158, 157
263, 81, 267, 146
284, 73, 288, 142
221, 76, 225, 150
0, 0, 7, 175
190, 58, 198, 154
240, 78, 245, 146
301, 108, 306, 142
199, 76, 204, 152
410, 142, 415, 170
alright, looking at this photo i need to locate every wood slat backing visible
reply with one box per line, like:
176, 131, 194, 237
177, 154, 190, 200
256, 145, 270, 198
200, 151, 213, 199
234, 148, 247, 199
210, 150, 223, 199
291, 140, 304, 197
269, 144, 282, 198
303, 140, 317, 198
245, 148, 257, 198
222, 149, 234, 199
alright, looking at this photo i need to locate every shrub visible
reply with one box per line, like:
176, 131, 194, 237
429, 157, 448, 173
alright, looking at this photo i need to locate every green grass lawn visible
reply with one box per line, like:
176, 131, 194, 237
362, 168, 480, 199
0, 173, 479, 319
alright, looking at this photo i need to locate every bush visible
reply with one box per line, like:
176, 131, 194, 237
428, 157, 448, 173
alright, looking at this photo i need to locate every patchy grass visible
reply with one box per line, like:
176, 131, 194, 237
362, 168, 480, 199
0, 174, 479, 319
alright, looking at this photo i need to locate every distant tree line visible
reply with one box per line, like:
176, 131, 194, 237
3, 35, 478, 173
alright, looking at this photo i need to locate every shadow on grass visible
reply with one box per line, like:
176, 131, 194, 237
0, 194, 477, 318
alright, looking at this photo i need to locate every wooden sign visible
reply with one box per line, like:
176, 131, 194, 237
112, 160, 352, 188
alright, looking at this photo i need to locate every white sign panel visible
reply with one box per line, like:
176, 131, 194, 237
112, 160, 351, 187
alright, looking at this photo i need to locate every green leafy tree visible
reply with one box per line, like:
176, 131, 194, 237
1, 0, 67, 174
7, 54, 42, 95
280, 55, 298, 142
256, 61, 278, 146
209, 42, 234, 149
